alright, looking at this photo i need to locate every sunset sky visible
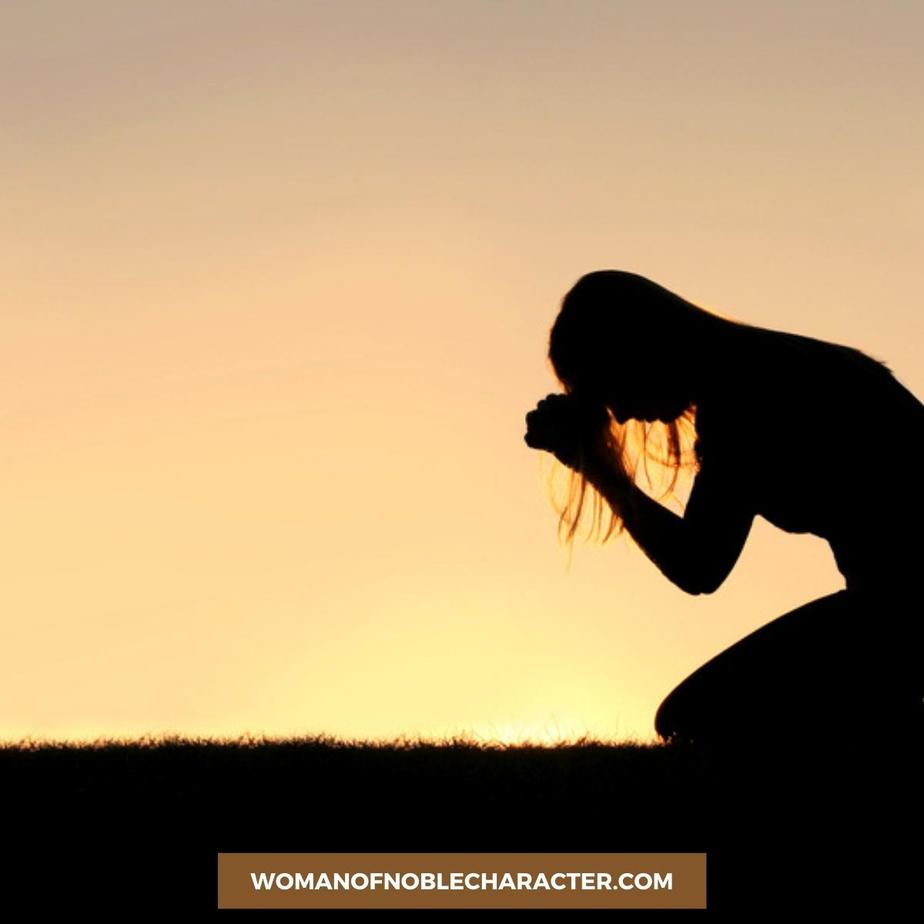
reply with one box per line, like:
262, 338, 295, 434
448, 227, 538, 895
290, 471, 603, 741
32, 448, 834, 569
3, 1, 922, 744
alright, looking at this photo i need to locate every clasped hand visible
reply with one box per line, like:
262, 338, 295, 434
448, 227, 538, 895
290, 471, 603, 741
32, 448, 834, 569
523, 393, 611, 471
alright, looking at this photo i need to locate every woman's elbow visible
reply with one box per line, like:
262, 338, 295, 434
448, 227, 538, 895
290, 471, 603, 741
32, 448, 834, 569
677, 581, 714, 597
693, 575, 726, 595
679, 537, 746, 595
672, 572, 711, 596
675, 565, 729, 596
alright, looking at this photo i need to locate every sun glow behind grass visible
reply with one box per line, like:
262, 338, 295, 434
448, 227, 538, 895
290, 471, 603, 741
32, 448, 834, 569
0, 729, 656, 752
441, 715, 652, 748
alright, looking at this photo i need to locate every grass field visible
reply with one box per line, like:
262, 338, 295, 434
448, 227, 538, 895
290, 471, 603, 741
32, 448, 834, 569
1, 732, 919, 914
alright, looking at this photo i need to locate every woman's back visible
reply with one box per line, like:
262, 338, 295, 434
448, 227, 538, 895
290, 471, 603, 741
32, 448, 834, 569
695, 327, 924, 593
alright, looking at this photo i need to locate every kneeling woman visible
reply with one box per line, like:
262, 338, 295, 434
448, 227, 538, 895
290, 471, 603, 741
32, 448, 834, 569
524, 270, 924, 751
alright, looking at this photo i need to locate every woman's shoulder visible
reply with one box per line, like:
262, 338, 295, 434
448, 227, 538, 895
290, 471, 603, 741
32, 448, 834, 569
693, 328, 924, 462
797, 333, 924, 423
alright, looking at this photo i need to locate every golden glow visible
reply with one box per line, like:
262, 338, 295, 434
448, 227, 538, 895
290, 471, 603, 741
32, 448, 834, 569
3, 2, 920, 744
459, 720, 604, 748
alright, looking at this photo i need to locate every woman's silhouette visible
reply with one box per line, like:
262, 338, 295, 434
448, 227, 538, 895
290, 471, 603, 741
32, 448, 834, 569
524, 270, 923, 752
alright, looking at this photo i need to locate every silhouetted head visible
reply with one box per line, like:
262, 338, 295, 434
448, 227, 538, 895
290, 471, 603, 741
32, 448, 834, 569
549, 270, 726, 423
544, 270, 737, 547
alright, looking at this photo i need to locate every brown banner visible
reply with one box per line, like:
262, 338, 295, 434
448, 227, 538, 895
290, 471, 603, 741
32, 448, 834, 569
217, 852, 706, 909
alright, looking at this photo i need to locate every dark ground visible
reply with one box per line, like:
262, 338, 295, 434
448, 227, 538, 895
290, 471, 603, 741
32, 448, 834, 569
1, 732, 920, 916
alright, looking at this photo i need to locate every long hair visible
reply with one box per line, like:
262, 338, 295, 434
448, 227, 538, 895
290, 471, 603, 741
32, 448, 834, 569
544, 401, 699, 549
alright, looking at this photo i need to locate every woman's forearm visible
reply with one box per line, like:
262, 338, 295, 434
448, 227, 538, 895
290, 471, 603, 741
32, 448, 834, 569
582, 456, 703, 595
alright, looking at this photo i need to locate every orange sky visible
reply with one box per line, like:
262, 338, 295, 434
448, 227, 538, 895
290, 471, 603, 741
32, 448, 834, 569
3, 2, 922, 744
